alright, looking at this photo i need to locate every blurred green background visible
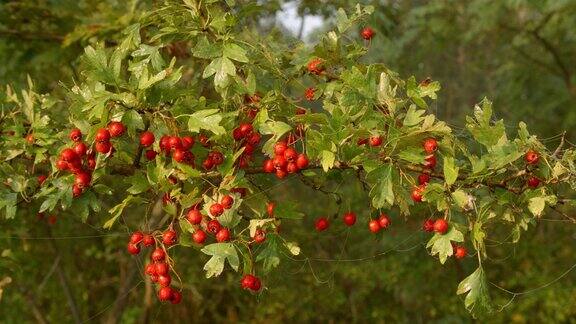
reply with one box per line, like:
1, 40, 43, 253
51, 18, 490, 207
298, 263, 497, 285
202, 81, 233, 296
1, 1, 575, 323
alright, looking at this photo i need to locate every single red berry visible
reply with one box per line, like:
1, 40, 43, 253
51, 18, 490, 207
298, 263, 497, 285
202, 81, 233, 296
247, 132, 261, 145
305, 88, 316, 101
423, 138, 438, 153
187, 209, 203, 225
231, 187, 247, 197
38, 175, 47, 186
307, 58, 325, 75
171, 290, 182, 304
525, 150, 539, 165
210, 203, 224, 217
150, 274, 159, 283
127, 242, 140, 255
343, 212, 357, 226
199, 134, 210, 147
378, 214, 391, 229
296, 154, 309, 169
168, 136, 183, 150
95, 141, 112, 154
263, 159, 275, 173
454, 246, 467, 259
253, 229, 266, 244
107, 121, 125, 138
72, 184, 83, 198
158, 274, 171, 287
181, 135, 194, 150
360, 27, 375, 40
266, 202, 275, 216
433, 219, 449, 235
47, 215, 57, 225
25, 133, 35, 144
87, 157, 96, 170
241, 274, 256, 290
74, 171, 92, 189
275, 169, 287, 179
284, 147, 298, 161
202, 158, 214, 170
216, 228, 231, 242
210, 151, 224, 165
239, 123, 253, 137
140, 131, 155, 147
251, 277, 262, 291
243, 143, 255, 155
423, 155, 437, 169
411, 186, 424, 202
315, 217, 330, 232
68, 159, 83, 173
207, 220, 222, 234
154, 262, 169, 276
60, 148, 78, 162
142, 234, 155, 247
422, 219, 435, 232
273, 155, 287, 170
286, 162, 299, 174
192, 229, 207, 244
157, 286, 173, 302
69, 128, 82, 142
95, 128, 110, 142
145, 263, 156, 276
159, 135, 171, 152
274, 142, 288, 156
369, 136, 383, 147
172, 149, 186, 163
368, 220, 381, 233
73, 142, 87, 157
418, 173, 431, 185
145, 150, 157, 161
527, 176, 541, 188
233, 127, 244, 141
130, 231, 144, 244
56, 159, 68, 171
162, 229, 177, 246
221, 195, 234, 209
151, 248, 166, 262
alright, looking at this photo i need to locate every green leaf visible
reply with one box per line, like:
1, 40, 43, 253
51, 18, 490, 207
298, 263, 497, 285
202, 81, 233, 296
223, 43, 248, 63
256, 233, 281, 272
426, 226, 464, 264
456, 267, 493, 317
126, 173, 150, 194
0, 193, 18, 219
274, 202, 305, 219
192, 36, 221, 59
121, 110, 145, 132
451, 189, 470, 210
187, 109, 225, 135
443, 156, 459, 186
367, 164, 395, 208
203, 57, 236, 88
104, 195, 146, 229
320, 150, 335, 172
528, 195, 557, 217
201, 243, 239, 278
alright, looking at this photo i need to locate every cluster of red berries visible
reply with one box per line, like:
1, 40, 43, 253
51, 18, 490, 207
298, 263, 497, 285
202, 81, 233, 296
422, 218, 449, 235
368, 213, 391, 233
263, 141, 309, 179
411, 137, 438, 203
357, 135, 383, 147
232, 122, 261, 168
36, 212, 57, 225
186, 201, 232, 245
525, 150, 541, 188
304, 87, 315, 101
314, 212, 391, 233
240, 274, 262, 292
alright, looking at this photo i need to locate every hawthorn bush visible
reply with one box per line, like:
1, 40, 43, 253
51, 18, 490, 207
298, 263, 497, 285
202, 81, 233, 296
1, 1, 575, 322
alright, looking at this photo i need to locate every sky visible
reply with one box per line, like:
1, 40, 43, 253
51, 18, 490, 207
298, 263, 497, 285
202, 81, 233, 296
275, 1, 324, 40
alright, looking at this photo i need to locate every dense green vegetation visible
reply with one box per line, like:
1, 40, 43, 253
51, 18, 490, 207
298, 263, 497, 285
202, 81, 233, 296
1, 1, 575, 323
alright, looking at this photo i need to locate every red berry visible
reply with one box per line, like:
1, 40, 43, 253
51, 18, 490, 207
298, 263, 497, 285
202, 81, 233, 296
423, 155, 436, 169
202, 158, 214, 170
158, 274, 171, 287
150, 274, 159, 283
422, 219, 435, 232
162, 229, 177, 246
56, 159, 68, 171
433, 219, 449, 235
233, 127, 244, 141
74, 171, 92, 188
295, 154, 309, 169
210, 151, 224, 165
130, 231, 144, 244
263, 159, 275, 173
140, 131, 155, 147
69, 128, 82, 142
157, 287, 173, 302
454, 246, 467, 259
107, 121, 125, 137
378, 214, 391, 229
275, 169, 287, 179
251, 277, 262, 291
145, 263, 156, 276
368, 220, 381, 233
210, 203, 224, 217
305, 87, 315, 101
60, 148, 78, 162
411, 186, 424, 202
72, 184, 83, 198
168, 136, 182, 150
231, 187, 247, 197
216, 228, 231, 242
284, 147, 298, 161
266, 202, 275, 216
192, 229, 207, 244
199, 134, 210, 147
221, 195, 234, 209
37, 175, 47, 186
315, 217, 330, 232
307, 58, 324, 75
274, 142, 288, 156
170, 290, 182, 304
181, 136, 194, 149
187, 209, 203, 225
145, 150, 157, 161
273, 155, 287, 170
172, 149, 186, 163
68, 159, 83, 173
369, 136, 383, 147
207, 220, 222, 234
95, 128, 110, 142
241, 274, 256, 290
47, 215, 57, 225
73, 142, 87, 157
154, 262, 169, 276
247, 132, 261, 145
343, 212, 356, 226
239, 123, 253, 137
142, 234, 155, 247
423, 138, 438, 154
95, 141, 111, 154
159, 135, 171, 152
87, 157, 96, 170
127, 242, 140, 255
253, 229, 266, 244
525, 150, 539, 165
286, 162, 299, 174
243, 143, 255, 155
25, 134, 35, 144
360, 27, 375, 40
527, 176, 541, 188
151, 248, 166, 262
418, 173, 431, 185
